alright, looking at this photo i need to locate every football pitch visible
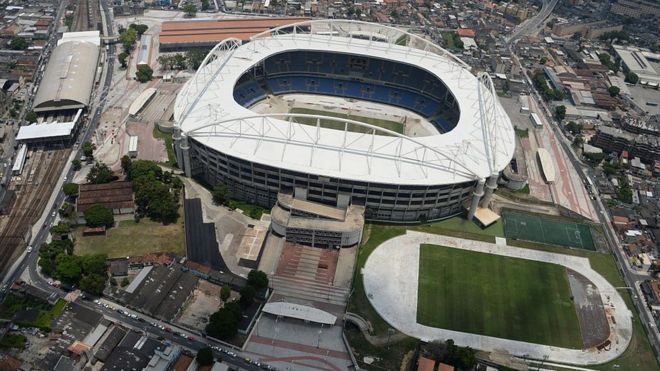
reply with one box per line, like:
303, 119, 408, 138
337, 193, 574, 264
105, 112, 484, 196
502, 210, 595, 250
417, 244, 583, 349
289, 107, 405, 134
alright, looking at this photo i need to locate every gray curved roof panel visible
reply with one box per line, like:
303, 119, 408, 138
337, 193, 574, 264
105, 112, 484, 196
33, 41, 99, 113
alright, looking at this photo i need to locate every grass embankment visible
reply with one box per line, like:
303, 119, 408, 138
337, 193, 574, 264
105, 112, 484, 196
152, 126, 177, 167
74, 209, 185, 258
289, 107, 405, 134
417, 244, 582, 349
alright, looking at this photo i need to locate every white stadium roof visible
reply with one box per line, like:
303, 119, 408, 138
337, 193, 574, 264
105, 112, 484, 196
262, 302, 337, 325
174, 20, 515, 186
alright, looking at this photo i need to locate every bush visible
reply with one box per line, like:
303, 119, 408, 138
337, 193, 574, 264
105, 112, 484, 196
625, 72, 639, 84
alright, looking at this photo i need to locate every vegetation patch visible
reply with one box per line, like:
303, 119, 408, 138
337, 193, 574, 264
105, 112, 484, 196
0, 334, 26, 349
152, 126, 177, 167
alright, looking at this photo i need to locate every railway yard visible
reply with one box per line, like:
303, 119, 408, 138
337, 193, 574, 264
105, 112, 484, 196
71, 0, 100, 33
0, 148, 69, 276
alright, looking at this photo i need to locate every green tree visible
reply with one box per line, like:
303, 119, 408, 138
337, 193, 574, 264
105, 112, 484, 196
540, 57, 548, 65
206, 308, 239, 340
9, 36, 28, 50
135, 65, 153, 83
573, 134, 584, 146
110, 277, 118, 286
129, 23, 148, 36
81, 254, 108, 276
119, 27, 138, 52
196, 347, 214, 366
83, 141, 96, 158
625, 72, 639, 84
212, 183, 229, 205
63, 183, 79, 198
183, 3, 198, 17
554, 105, 566, 121
55, 253, 82, 284
87, 162, 114, 184
79, 274, 106, 295
186, 49, 208, 70
25, 111, 37, 123
84, 204, 114, 228
120, 277, 130, 287
584, 152, 605, 163
565, 121, 582, 135
118, 52, 128, 68
72, 159, 82, 171
247, 270, 269, 289
201, 0, 211, 11
220, 285, 231, 302
49, 223, 71, 236
239, 285, 256, 308
608, 86, 620, 97
121, 155, 132, 177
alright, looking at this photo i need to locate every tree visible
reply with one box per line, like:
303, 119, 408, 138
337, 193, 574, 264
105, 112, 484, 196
55, 253, 82, 284
625, 72, 639, 84
121, 155, 132, 177
573, 134, 584, 146
49, 223, 71, 236
239, 285, 256, 308
120, 277, 130, 287
201, 0, 211, 11
554, 105, 566, 121
119, 27, 138, 52
539, 57, 548, 65
186, 49, 207, 70
83, 141, 96, 158
9, 36, 28, 50
565, 121, 582, 135
84, 204, 114, 228
79, 274, 107, 295
584, 152, 605, 163
212, 183, 229, 205
247, 270, 269, 289
25, 111, 37, 123
183, 3, 197, 17
129, 23, 148, 36
206, 308, 239, 340
608, 86, 620, 97
72, 159, 82, 171
118, 52, 128, 68
136, 65, 153, 83
63, 183, 79, 198
80, 254, 108, 276
87, 162, 114, 184
196, 347, 214, 366
220, 285, 231, 302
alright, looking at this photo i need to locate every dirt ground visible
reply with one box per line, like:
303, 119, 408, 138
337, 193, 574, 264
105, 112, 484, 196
176, 280, 238, 331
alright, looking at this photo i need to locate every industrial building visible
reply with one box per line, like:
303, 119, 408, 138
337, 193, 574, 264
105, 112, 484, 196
591, 126, 660, 164
33, 31, 101, 113
612, 44, 660, 85
158, 17, 309, 52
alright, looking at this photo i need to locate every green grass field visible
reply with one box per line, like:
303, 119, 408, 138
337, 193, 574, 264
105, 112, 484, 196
503, 210, 595, 250
74, 213, 185, 258
289, 107, 405, 134
417, 244, 582, 349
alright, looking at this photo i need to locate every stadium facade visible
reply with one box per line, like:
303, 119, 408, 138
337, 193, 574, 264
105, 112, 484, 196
173, 20, 515, 223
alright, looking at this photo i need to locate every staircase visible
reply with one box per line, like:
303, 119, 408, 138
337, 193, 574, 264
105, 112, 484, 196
270, 275, 350, 306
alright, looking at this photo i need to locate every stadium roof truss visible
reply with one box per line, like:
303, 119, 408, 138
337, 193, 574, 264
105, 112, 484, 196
174, 20, 515, 186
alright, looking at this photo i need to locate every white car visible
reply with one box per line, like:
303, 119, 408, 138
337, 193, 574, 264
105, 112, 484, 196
26, 246, 32, 253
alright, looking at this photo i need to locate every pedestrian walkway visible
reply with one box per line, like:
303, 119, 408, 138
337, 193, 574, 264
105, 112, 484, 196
362, 230, 633, 366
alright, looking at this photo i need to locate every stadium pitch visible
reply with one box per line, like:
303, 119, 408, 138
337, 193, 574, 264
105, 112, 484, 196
417, 244, 583, 349
289, 107, 405, 134
502, 210, 595, 250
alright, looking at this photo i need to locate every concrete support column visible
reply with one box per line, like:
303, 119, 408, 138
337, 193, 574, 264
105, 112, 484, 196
179, 135, 192, 178
173, 127, 183, 169
480, 174, 499, 208
467, 179, 486, 221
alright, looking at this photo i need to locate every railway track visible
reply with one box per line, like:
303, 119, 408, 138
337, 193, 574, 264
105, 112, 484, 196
0, 149, 69, 275
73, 0, 89, 32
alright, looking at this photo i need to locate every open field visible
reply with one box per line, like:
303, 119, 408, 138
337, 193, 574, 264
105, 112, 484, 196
417, 244, 582, 348
74, 214, 185, 258
503, 209, 595, 250
289, 107, 405, 134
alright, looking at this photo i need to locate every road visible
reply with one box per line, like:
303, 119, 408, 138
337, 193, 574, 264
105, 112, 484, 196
508, 44, 660, 364
507, 0, 559, 44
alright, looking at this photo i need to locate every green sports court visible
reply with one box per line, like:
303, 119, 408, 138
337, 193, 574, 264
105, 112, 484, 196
502, 210, 596, 250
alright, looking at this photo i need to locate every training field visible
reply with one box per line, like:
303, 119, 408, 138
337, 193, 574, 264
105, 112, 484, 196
502, 210, 595, 250
417, 244, 583, 349
289, 107, 405, 134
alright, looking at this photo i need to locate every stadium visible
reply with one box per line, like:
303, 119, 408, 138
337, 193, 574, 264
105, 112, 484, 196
173, 20, 515, 223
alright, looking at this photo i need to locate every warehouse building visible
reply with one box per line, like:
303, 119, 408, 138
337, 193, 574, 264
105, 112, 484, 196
158, 17, 309, 52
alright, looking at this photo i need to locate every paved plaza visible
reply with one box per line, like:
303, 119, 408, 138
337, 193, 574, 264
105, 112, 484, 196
362, 231, 633, 365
